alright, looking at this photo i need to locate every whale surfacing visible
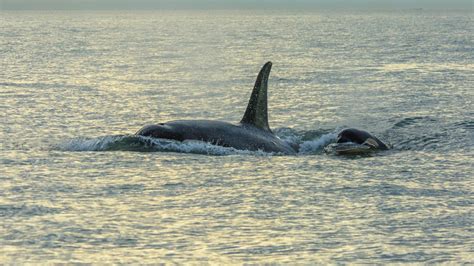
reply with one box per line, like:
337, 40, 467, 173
136, 62, 297, 154
328, 128, 390, 155
336, 128, 390, 150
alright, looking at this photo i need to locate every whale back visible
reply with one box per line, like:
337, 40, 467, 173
240, 61, 272, 133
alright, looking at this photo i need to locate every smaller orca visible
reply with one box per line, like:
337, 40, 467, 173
333, 128, 390, 154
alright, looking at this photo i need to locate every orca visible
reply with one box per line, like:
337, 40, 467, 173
136, 62, 297, 154
336, 128, 390, 151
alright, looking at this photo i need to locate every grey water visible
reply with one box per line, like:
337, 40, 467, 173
1, 10, 473, 263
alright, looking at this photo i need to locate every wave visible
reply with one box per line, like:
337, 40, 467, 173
387, 116, 473, 152
391, 116, 438, 129
54, 115, 472, 155
56, 135, 276, 156
453, 120, 474, 130
0, 82, 95, 91
0, 204, 61, 218
299, 132, 337, 154
55, 129, 338, 156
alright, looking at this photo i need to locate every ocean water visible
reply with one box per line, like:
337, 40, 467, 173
1, 10, 473, 263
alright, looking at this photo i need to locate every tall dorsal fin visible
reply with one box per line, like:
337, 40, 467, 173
240, 62, 273, 132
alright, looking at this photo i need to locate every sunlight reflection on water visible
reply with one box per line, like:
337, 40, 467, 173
1, 10, 473, 263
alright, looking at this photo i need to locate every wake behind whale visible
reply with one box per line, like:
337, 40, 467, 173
56, 130, 337, 156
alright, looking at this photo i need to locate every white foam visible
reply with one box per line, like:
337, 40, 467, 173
145, 137, 275, 156
56, 135, 277, 156
55, 135, 125, 151
298, 132, 338, 155
56, 130, 340, 156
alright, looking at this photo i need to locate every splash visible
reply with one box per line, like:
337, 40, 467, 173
56, 135, 276, 156
298, 132, 338, 155
55, 129, 340, 156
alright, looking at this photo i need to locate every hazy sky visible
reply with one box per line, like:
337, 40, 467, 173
1, 0, 472, 10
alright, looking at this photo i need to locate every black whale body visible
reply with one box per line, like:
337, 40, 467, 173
136, 62, 297, 154
335, 128, 390, 155
137, 120, 296, 154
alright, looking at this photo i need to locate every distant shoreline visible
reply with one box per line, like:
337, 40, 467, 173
0, 8, 471, 13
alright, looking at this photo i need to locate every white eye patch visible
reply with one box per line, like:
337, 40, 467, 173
363, 138, 379, 149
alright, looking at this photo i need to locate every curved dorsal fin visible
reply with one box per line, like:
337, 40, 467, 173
240, 61, 272, 132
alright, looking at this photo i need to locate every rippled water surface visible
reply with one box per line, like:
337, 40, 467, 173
1, 10, 473, 263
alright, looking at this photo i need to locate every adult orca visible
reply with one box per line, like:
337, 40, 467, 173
335, 128, 390, 152
136, 62, 297, 154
